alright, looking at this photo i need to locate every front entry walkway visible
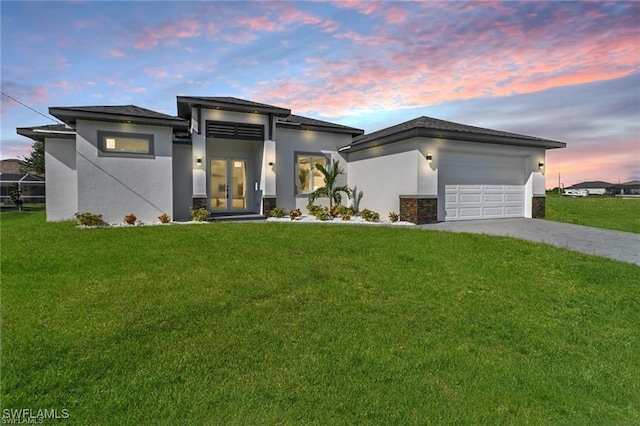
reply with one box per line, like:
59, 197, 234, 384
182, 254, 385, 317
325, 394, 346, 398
420, 218, 640, 266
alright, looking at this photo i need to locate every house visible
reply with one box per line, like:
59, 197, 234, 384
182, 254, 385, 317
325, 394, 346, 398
0, 159, 46, 205
607, 180, 640, 195
16, 96, 566, 224
565, 181, 613, 195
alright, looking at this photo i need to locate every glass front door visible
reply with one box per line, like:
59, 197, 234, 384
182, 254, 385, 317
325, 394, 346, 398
210, 158, 247, 211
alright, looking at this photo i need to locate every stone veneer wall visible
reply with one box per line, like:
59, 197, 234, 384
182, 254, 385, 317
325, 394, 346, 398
192, 197, 207, 209
399, 195, 438, 224
262, 197, 277, 216
532, 196, 546, 218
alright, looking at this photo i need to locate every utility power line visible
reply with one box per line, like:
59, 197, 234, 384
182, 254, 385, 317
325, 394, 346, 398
1, 91, 64, 125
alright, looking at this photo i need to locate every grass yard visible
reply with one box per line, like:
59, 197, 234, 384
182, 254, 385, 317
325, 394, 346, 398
2, 212, 639, 424
546, 193, 640, 233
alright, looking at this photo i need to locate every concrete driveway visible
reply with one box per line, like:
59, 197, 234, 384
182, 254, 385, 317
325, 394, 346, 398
420, 218, 640, 266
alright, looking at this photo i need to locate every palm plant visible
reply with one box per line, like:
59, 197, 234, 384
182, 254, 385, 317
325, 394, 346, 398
308, 160, 351, 208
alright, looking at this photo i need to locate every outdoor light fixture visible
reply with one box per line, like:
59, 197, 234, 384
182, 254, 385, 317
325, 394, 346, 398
196, 156, 202, 166
538, 161, 544, 170
426, 152, 433, 163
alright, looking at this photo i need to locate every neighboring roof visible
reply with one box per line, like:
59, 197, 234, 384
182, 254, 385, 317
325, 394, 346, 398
0, 173, 45, 182
17, 124, 75, 142
49, 105, 187, 129
342, 116, 567, 152
277, 114, 364, 136
0, 159, 26, 174
177, 96, 291, 118
609, 180, 640, 188
567, 181, 614, 189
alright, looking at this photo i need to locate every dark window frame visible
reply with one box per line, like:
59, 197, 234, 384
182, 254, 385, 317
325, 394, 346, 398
97, 130, 155, 158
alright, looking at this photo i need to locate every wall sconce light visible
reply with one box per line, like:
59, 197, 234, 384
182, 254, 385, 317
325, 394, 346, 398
426, 152, 433, 163
196, 156, 202, 167
538, 161, 544, 170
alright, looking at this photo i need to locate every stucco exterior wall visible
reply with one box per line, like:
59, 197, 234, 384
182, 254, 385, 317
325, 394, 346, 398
348, 150, 421, 215
274, 127, 351, 211
44, 137, 77, 221
75, 120, 173, 223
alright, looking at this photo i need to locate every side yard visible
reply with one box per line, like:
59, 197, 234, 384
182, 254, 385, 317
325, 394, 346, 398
546, 193, 639, 233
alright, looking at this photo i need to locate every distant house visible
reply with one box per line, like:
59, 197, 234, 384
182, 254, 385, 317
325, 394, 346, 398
16, 96, 565, 224
565, 181, 613, 195
607, 180, 640, 195
0, 159, 46, 205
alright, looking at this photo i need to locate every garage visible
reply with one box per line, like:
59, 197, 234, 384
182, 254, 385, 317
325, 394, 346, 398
440, 152, 526, 221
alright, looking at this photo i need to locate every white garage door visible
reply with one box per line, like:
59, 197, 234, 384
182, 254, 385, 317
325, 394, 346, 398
440, 152, 526, 221
445, 184, 524, 220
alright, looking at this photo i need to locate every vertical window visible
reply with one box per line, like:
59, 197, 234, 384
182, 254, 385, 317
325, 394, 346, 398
98, 131, 154, 156
296, 154, 327, 193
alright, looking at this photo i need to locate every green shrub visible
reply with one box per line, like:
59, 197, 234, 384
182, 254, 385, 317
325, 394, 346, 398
158, 213, 171, 224
315, 210, 332, 221
341, 213, 351, 221
270, 207, 286, 218
124, 213, 137, 225
306, 204, 323, 216
388, 211, 399, 222
338, 205, 355, 217
289, 208, 302, 220
75, 212, 104, 227
329, 205, 341, 217
189, 207, 210, 222
361, 209, 380, 222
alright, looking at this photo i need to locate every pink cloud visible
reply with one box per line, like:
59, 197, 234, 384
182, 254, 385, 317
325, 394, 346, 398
107, 48, 127, 58
135, 19, 202, 49
334, 0, 381, 16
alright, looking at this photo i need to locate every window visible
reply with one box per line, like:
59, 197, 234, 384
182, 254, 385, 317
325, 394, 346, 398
98, 130, 154, 156
296, 154, 327, 194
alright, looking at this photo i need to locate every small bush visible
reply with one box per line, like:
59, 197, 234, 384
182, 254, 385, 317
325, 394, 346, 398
158, 213, 171, 224
388, 211, 399, 222
315, 210, 332, 221
189, 207, 210, 222
341, 213, 351, 221
329, 205, 341, 217
338, 205, 355, 217
124, 213, 137, 225
289, 208, 302, 220
75, 212, 104, 227
270, 207, 286, 218
306, 204, 323, 216
361, 209, 380, 222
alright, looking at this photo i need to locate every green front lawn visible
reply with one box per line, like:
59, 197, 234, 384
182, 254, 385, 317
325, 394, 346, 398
2, 212, 639, 424
546, 193, 640, 233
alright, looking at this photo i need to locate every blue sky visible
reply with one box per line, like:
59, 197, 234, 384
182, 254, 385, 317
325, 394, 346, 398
1, 0, 638, 187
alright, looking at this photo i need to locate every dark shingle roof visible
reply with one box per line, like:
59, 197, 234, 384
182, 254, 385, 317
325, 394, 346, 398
277, 114, 364, 136
567, 181, 614, 189
177, 96, 291, 118
345, 116, 566, 151
49, 105, 187, 128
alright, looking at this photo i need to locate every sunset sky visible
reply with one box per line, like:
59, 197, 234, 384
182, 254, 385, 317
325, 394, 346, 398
1, 0, 638, 188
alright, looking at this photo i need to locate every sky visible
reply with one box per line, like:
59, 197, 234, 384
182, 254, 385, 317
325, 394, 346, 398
1, 0, 638, 188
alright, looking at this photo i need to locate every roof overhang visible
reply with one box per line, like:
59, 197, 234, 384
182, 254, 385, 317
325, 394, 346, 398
49, 107, 188, 130
177, 96, 291, 120
17, 126, 76, 142
275, 120, 364, 136
341, 127, 566, 153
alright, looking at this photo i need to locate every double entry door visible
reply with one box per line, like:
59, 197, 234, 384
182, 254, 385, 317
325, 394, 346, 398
210, 158, 248, 211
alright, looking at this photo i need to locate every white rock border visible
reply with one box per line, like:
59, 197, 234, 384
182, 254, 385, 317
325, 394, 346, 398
267, 215, 415, 226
